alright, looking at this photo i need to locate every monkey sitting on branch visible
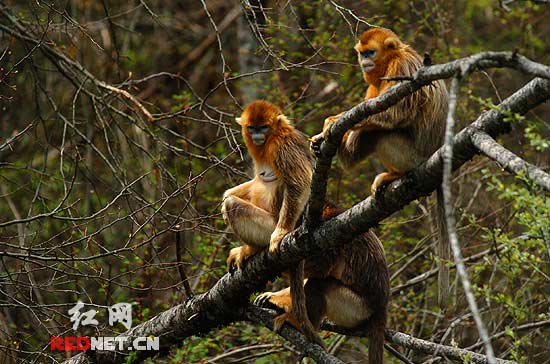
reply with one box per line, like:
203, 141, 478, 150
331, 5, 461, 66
222, 100, 319, 345
311, 27, 452, 309
255, 201, 389, 364
222, 101, 389, 362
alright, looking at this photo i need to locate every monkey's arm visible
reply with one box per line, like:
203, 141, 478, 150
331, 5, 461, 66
269, 139, 313, 253
269, 186, 309, 253
356, 88, 420, 130
310, 105, 407, 150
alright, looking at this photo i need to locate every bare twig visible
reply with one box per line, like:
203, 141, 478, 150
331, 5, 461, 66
442, 76, 496, 364
465, 320, 550, 351
99, 83, 153, 122
175, 227, 193, 298
0, 123, 33, 152
385, 330, 513, 364
179, 6, 241, 70
384, 344, 415, 364
391, 244, 505, 294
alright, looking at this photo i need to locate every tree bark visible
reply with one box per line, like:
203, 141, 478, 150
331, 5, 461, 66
63, 76, 550, 364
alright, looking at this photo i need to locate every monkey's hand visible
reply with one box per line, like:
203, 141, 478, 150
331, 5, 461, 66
310, 114, 341, 154
268, 228, 287, 254
309, 131, 326, 155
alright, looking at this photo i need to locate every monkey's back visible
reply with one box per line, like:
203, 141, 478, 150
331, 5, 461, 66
304, 202, 389, 318
341, 231, 389, 315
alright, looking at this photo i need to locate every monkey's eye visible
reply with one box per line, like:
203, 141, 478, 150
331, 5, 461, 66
360, 49, 377, 58
247, 125, 270, 134
259, 125, 270, 133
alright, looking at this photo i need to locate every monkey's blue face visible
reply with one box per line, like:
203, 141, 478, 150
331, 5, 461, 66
358, 48, 377, 72
247, 125, 270, 146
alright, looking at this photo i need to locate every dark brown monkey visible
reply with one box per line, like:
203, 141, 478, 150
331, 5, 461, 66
221, 100, 321, 344
255, 202, 389, 364
311, 27, 450, 308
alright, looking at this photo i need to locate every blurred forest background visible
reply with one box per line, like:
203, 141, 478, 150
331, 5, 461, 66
0, 0, 549, 363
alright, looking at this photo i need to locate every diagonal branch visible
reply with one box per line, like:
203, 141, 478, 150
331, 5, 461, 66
384, 329, 514, 364
245, 306, 344, 364
320, 323, 515, 364
306, 51, 550, 223
0, 5, 154, 122
471, 131, 550, 191
63, 75, 550, 364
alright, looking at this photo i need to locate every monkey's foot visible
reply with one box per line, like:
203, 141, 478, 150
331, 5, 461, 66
273, 312, 301, 333
254, 290, 292, 312
371, 171, 405, 195
254, 292, 275, 308
226, 245, 258, 271
226, 247, 244, 271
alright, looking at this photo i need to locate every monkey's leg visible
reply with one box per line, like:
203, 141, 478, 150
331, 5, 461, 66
256, 283, 325, 346
337, 128, 379, 168
222, 180, 254, 200
370, 130, 421, 195
222, 195, 276, 247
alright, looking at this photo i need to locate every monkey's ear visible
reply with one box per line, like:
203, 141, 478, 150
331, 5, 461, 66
276, 114, 292, 126
384, 37, 399, 50
235, 117, 242, 125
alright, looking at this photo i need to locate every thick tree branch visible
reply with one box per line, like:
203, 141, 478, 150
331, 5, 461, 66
306, 51, 550, 223
471, 131, 550, 191
63, 76, 550, 364
245, 306, 344, 364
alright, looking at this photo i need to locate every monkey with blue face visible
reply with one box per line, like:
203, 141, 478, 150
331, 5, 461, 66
222, 101, 389, 362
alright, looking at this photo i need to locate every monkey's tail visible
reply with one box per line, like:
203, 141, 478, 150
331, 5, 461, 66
290, 260, 324, 348
436, 186, 450, 309
367, 317, 385, 364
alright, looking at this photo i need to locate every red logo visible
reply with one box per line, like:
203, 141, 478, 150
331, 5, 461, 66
50, 336, 91, 351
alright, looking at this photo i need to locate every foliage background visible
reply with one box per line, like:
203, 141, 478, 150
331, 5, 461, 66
0, 0, 548, 363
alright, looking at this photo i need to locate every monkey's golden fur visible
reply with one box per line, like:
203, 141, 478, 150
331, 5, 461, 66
221, 100, 320, 344
256, 201, 389, 364
312, 27, 451, 308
